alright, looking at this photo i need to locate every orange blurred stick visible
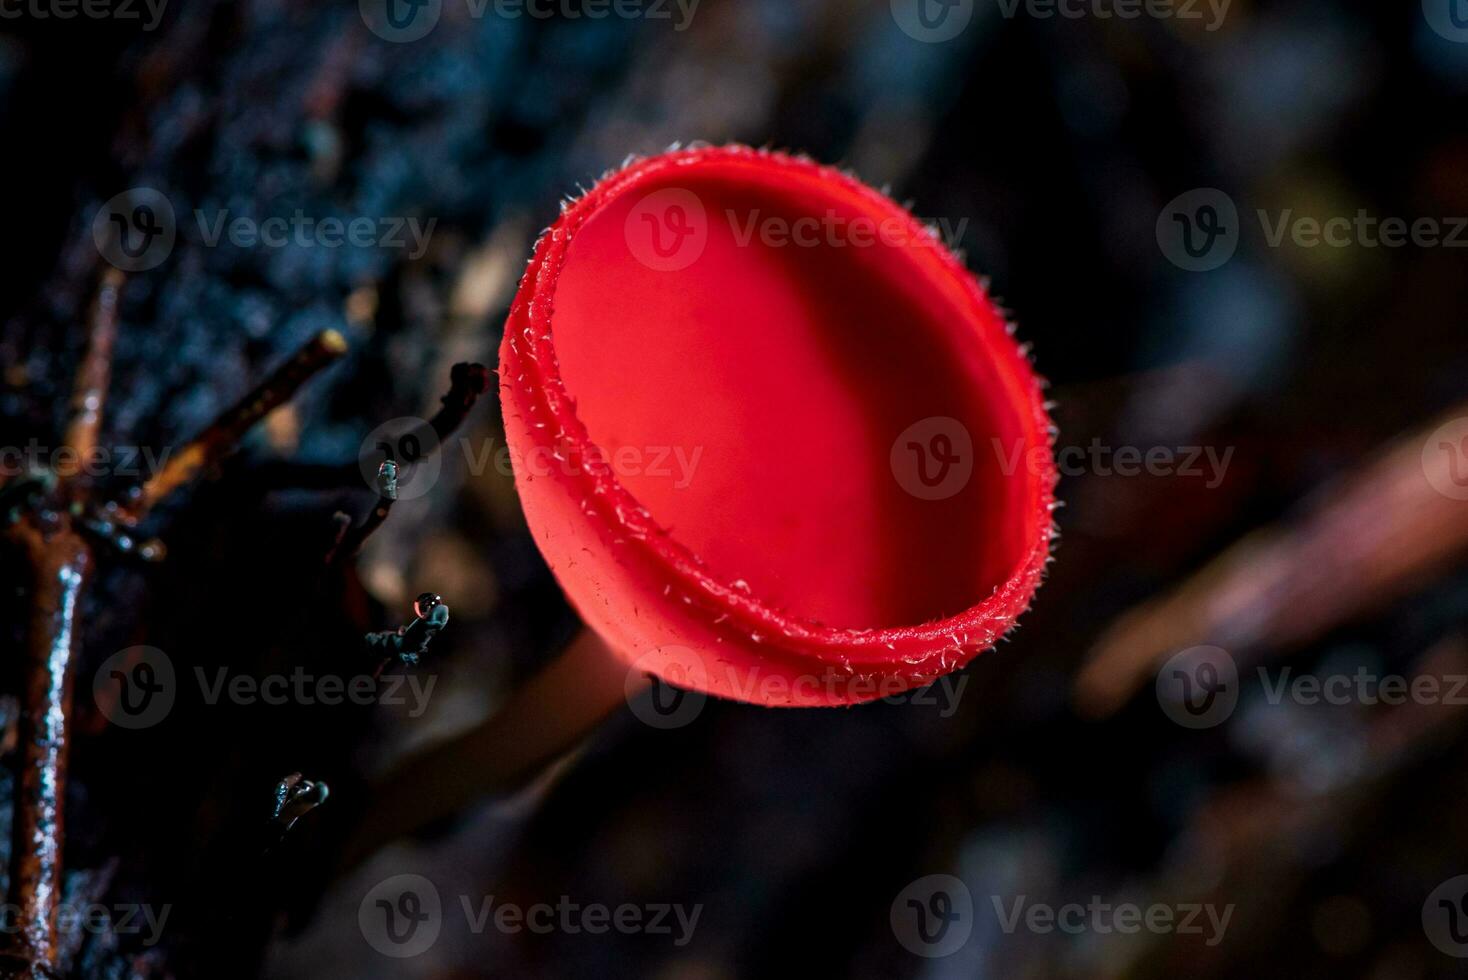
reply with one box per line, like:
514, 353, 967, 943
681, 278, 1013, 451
1075, 405, 1468, 718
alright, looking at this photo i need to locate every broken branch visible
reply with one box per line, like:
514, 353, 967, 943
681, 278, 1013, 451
121, 329, 348, 522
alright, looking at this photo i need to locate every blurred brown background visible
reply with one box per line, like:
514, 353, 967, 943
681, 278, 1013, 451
3, 0, 1468, 977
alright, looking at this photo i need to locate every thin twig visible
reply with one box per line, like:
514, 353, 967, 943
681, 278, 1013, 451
120, 329, 348, 522
0, 522, 90, 980
0, 269, 127, 977
427, 362, 491, 444
1, 319, 349, 980
325, 361, 488, 563
61, 269, 125, 480
0, 269, 125, 979
325, 460, 396, 566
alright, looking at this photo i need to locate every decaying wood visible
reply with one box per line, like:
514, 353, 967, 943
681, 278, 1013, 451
1, 307, 346, 980
0, 270, 121, 979
1, 521, 89, 980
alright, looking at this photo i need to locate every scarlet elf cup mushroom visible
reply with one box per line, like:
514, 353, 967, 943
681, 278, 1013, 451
500, 146, 1057, 708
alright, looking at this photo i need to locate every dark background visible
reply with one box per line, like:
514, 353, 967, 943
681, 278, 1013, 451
3, 0, 1468, 977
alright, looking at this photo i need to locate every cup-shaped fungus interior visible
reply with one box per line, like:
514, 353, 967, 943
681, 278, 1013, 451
551, 159, 1039, 632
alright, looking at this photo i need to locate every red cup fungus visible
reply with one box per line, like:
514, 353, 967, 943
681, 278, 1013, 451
500, 145, 1056, 707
